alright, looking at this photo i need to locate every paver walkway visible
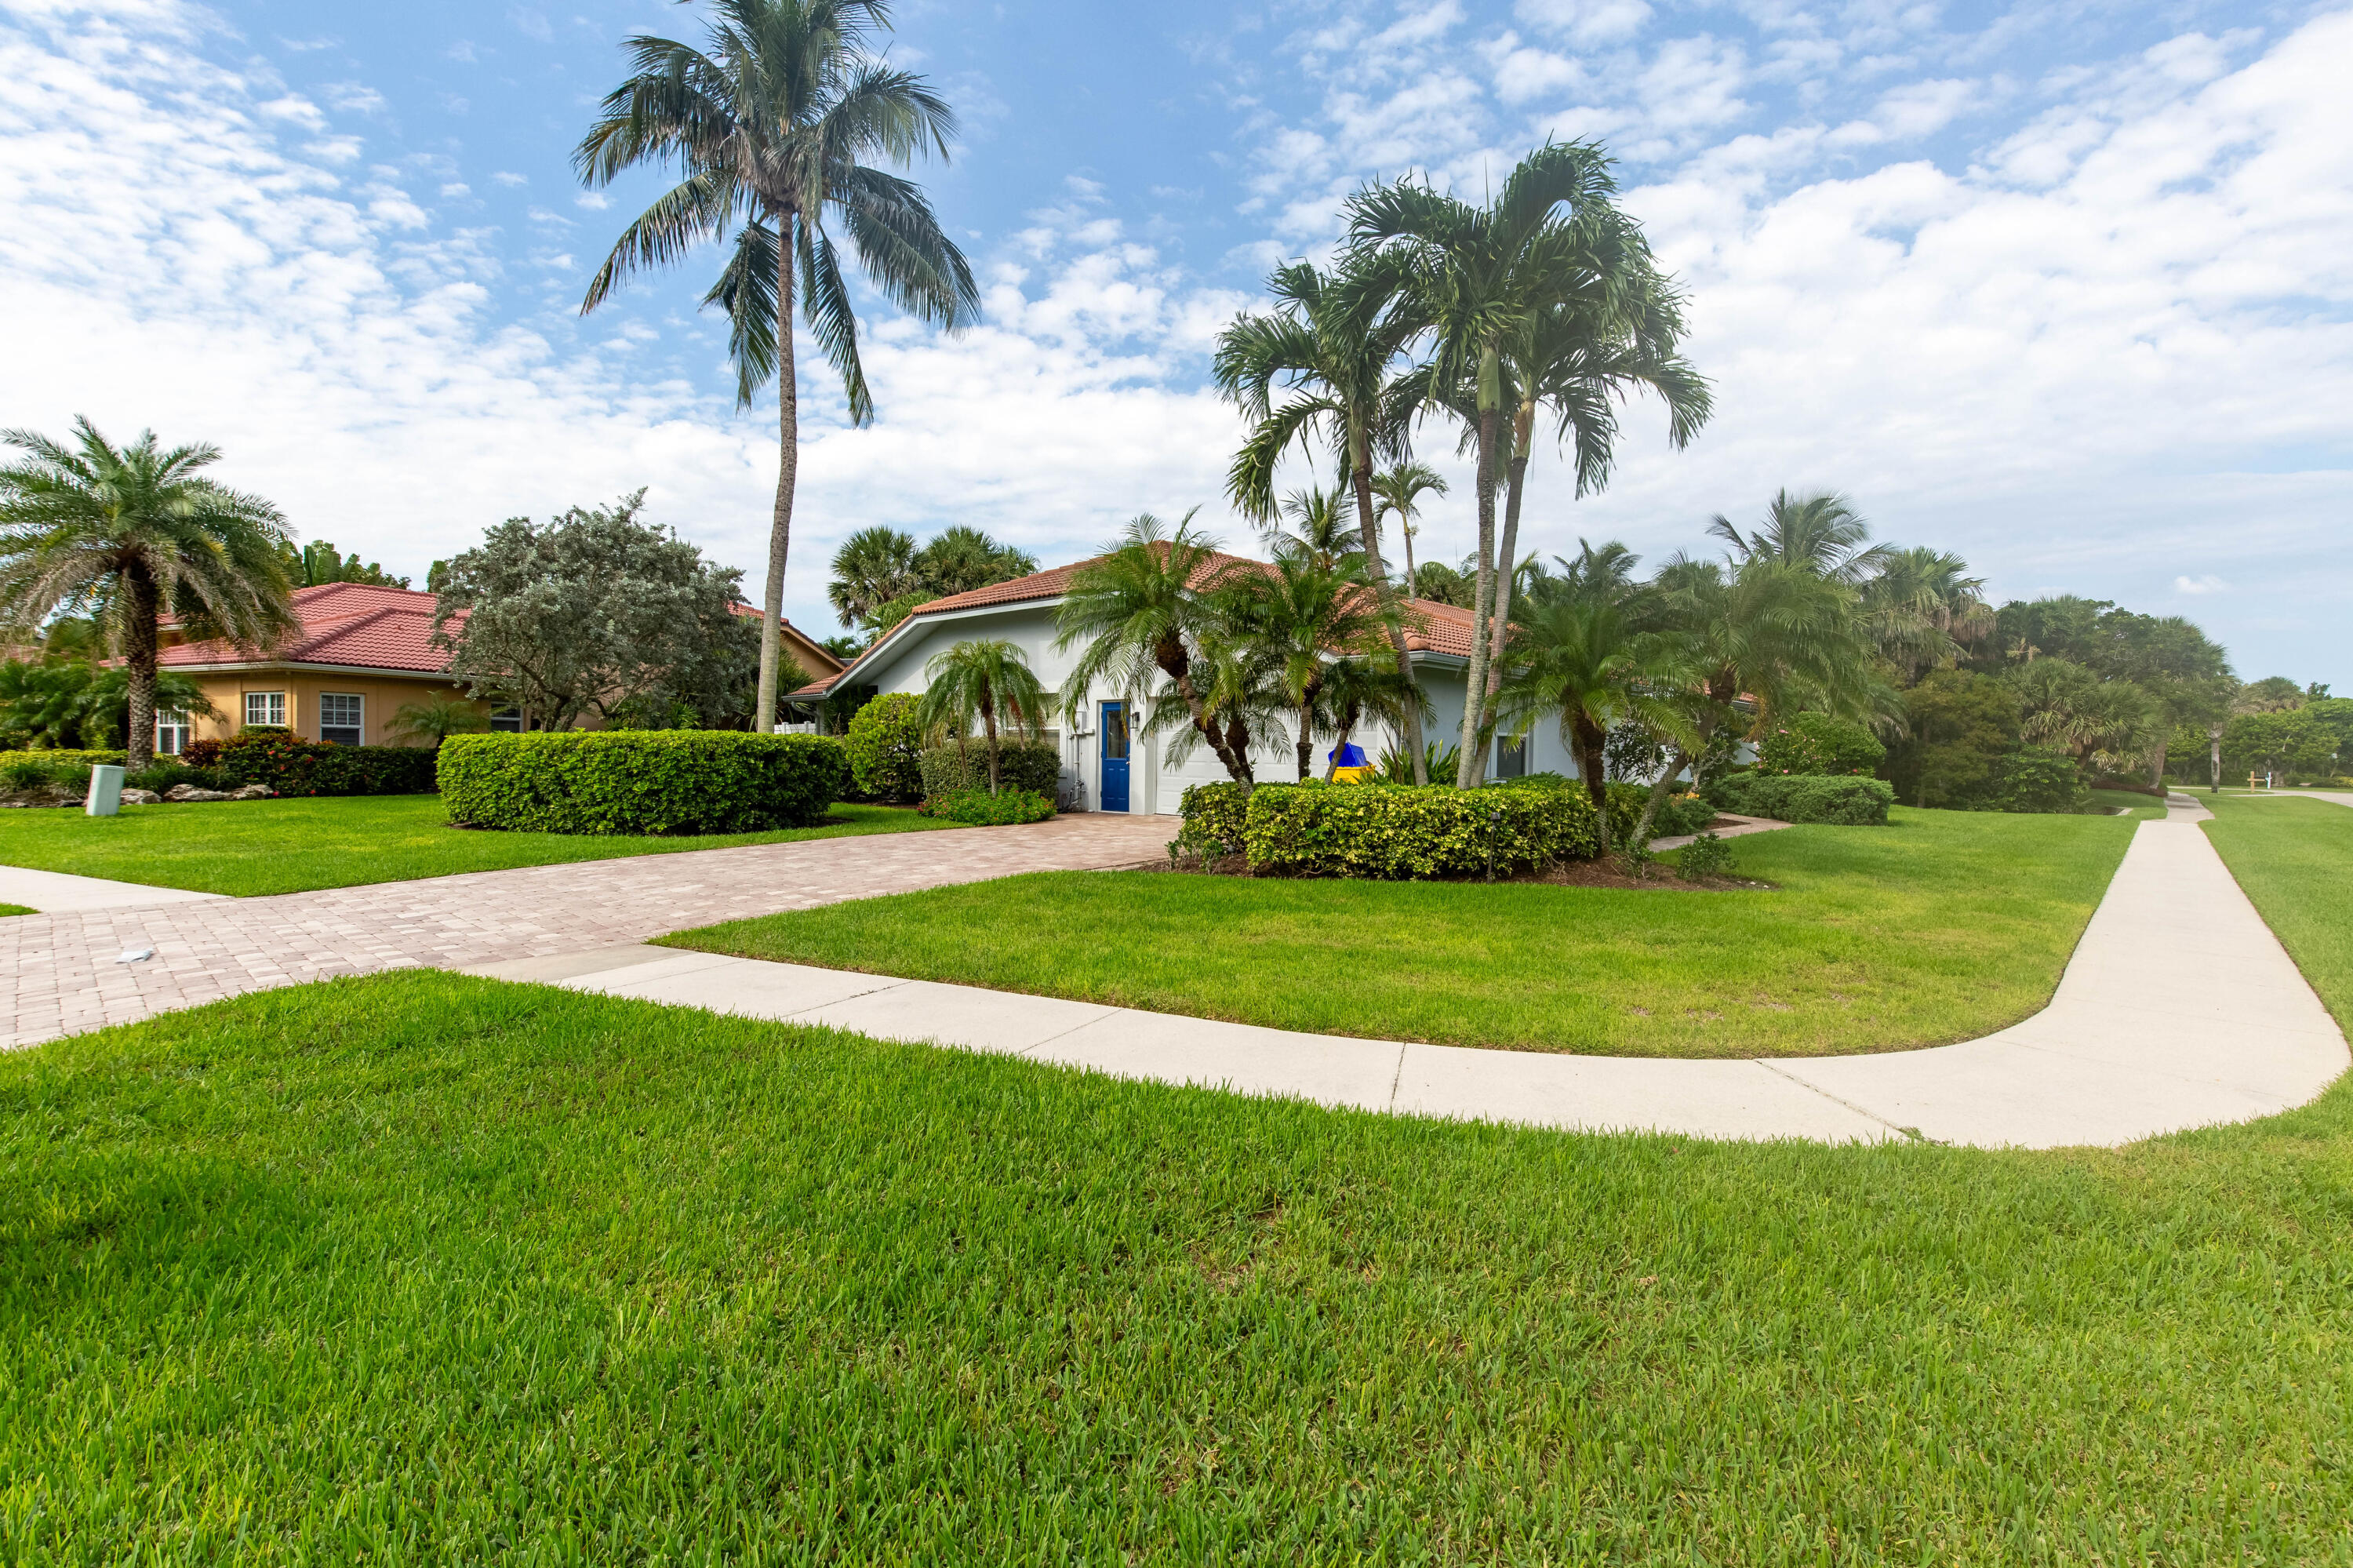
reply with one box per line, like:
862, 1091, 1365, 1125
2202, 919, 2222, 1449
0, 813, 1173, 1047
470, 797, 2347, 1149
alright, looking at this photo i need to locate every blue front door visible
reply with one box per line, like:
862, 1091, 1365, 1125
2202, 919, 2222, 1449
1100, 700, 1131, 812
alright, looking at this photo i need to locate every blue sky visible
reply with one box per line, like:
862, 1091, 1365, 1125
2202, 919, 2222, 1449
3, 0, 2348, 684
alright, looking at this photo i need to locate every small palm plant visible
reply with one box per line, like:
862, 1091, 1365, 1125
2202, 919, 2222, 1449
0, 419, 296, 769
1218, 545, 1399, 781
916, 638, 1048, 796
1493, 596, 1698, 820
388, 690, 491, 748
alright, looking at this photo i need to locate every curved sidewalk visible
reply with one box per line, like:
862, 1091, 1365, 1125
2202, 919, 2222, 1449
487, 800, 2349, 1149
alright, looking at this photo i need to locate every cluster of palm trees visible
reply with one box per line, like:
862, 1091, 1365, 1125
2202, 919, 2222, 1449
1211, 140, 1711, 788
826, 524, 1036, 640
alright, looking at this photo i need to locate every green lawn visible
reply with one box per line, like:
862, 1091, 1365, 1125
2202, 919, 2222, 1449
2086, 787, 2169, 820
667, 807, 2138, 1058
4, 792, 2349, 1559
0, 794, 958, 896
0, 904, 27, 919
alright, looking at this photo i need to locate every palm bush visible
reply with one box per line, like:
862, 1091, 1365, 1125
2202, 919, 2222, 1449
915, 639, 1049, 797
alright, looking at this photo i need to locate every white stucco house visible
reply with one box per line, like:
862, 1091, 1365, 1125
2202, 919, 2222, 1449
796, 549, 1591, 816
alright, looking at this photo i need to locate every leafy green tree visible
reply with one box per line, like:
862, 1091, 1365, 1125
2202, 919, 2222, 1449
1213, 256, 1431, 780
1493, 596, 1697, 818
0, 418, 296, 769
868, 591, 936, 637
1884, 670, 2022, 809
1755, 713, 1886, 777
0, 657, 216, 751
843, 689, 924, 800
1409, 560, 1472, 606
576, 0, 979, 733
432, 491, 760, 732
915, 639, 1047, 795
1055, 512, 1254, 784
1368, 462, 1446, 595
2007, 659, 2153, 774
1860, 546, 1990, 682
282, 539, 409, 588
387, 691, 489, 748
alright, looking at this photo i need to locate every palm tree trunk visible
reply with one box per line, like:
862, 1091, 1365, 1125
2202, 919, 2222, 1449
1455, 350, 1502, 790
122, 566, 160, 772
1402, 523, 1417, 598
981, 693, 1001, 795
1348, 431, 1427, 786
1575, 715, 1608, 817
2148, 737, 2168, 790
2208, 726, 2223, 795
753, 216, 800, 735
1480, 407, 1533, 731
1631, 745, 1693, 849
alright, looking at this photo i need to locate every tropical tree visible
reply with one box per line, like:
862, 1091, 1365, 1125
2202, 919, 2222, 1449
827, 526, 922, 629
1213, 256, 1432, 781
387, 690, 491, 748
1055, 511, 1255, 784
2008, 658, 2152, 773
576, 0, 979, 734
1493, 595, 1697, 820
1349, 140, 1700, 786
1369, 461, 1446, 595
282, 538, 409, 588
0, 658, 216, 751
1624, 555, 1883, 844
1860, 545, 1990, 682
1218, 544, 1398, 780
915, 638, 1048, 795
1262, 489, 1365, 573
913, 525, 1036, 598
0, 419, 296, 770
1707, 490, 1890, 585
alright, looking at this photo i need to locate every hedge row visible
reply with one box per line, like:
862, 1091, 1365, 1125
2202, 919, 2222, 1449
211, 731, 438, 797
439, 731, 849, 835
1182, 777, 1602, 879
1706, 771, 1894, 825
1, 748, 126, 768
919, 788, 1055, 826
917, 740, 1062, 802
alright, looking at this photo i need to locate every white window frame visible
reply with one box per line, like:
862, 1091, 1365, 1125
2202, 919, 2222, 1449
155, 708, 191, 756
318, 691, 365, 747
243, 690, 286, 729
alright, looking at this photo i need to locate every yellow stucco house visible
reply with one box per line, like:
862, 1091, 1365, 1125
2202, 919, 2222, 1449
155, 583, 844, 751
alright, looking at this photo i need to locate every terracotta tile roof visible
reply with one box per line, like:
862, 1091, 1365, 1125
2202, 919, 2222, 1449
160, 583, 456, 673
787, 549, 1480, 697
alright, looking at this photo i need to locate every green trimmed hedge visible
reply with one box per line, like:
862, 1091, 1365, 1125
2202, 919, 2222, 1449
917, 740, 1062, 801
918, 788, 1054, 826
217, 731, 438, 797
1231, 779, 1602, 879
845, 693, 925, 803
1178, 781, 1251, 849
1706, 772, 1894, 825
1600, 780, 1715, 840
0, 748, 125, 768
439, 731, 849, 835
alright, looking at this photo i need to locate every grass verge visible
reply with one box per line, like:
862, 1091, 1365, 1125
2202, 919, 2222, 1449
667, 806, 2137, 1058
7, 913, 2352, 1559
0, 795, 958, 896
0, 904, 27, 918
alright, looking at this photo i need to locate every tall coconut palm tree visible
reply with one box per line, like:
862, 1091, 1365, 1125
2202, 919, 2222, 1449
1055, 511, 1254, 784
1707, 490, 1889, 586
1493, 596, 1697, 820
576, 0, 979, 734
827, 525, 922, 629
0, 419, 296, 770
1369, 461, 1446, 595
1219, 544, 1398, 780
1345, 140, 1637, 787
1213, 256, 1433, 782
915, 638, 1048, 795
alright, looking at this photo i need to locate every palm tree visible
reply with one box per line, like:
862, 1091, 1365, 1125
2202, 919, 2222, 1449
1219, 545, 1398, 780
1055, 511, 1255, 784
1493, 596, 1697, 820
1861, 545, 1990, 682
0, 419, 296, 770
1347, 140, 1643, 787
576, 0, 979, 734
1264, 489, 1365, 573
388, 690, 490, 748
1369, 461, 1446, 596
1624, 555, 1883, 845
915, 525, 1036, 598
827, 526, 922, 629
1213, 256, 1432, 782
1707, 490, 1889, 585
915, 638, 1048, 795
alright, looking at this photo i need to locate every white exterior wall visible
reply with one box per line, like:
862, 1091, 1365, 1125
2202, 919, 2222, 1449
847, 603, 1590, 813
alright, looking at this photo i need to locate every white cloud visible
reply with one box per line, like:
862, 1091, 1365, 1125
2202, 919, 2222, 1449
2176, 574, 2229, 595
1516, 0, 1652, 46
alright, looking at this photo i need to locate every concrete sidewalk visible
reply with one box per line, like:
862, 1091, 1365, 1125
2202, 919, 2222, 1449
0, 865, 226, 913
470, 799, 2348, 1150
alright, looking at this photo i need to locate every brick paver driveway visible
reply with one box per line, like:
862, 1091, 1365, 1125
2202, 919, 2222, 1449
2, 813, 1175, 1049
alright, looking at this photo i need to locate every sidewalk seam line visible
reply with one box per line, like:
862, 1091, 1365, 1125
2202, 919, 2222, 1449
1751, 1058, 1908, 1137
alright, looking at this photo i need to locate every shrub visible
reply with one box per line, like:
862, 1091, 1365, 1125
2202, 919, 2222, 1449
1179, 781, 1251, 849
216, 731, 440, 797
1756, 712, 1886, 777
1997, 748, 2090, 814
1601, 780, 1715, 842
1707, 772, 1894, 825
439, 731, 849, 835
180, 738, 225, 768
916, 739, 1062, 801
125, 761, 229, 794
918, 788, 1054, 826
2, 747, 126, 771
1676, 831, 1738, 879
845, 693, 926, 803
1242, 780, 1602, 879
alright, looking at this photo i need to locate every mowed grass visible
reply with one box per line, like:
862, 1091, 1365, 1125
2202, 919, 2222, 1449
5, 795, 2352, 1561
669, 807, 2137, 1058
2086, 787, 2170, 820
0, 904, 28, 919
0, 794, 958, 897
